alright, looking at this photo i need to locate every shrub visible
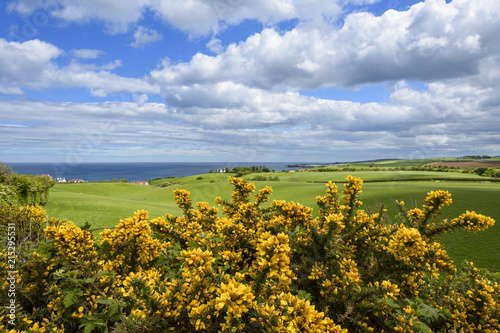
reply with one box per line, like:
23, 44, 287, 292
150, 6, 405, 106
0, 184, 18, 206
0, 176, 498, 332
0, 204, 63, 250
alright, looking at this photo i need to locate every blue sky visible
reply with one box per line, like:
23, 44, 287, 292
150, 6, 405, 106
1, 0, 499, 163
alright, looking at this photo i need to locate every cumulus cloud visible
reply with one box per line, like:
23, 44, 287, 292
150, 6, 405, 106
151, 0, 298, 37
0, 38, 159, 96
129, 26, 162, 48
150, 0, 500, 90
7, 0, 338, 36
0, 38, 62, 94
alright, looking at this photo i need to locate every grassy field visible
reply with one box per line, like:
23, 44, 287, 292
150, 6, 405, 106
265, 170, 494, 182
45, 167, 500, 271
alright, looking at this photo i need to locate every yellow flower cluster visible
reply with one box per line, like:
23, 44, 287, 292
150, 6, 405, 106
316, 181, 340, 216
380, 280, 400, 301
387, 226, 429, 262
0, 204, 62, 246
423, 190, 452, 211
342, 175, 363, 208
443, 263, 500, 332
451, 210, 495, 232
45, 222, 95, 262
100, 210, 166, 273
393, 305, 425, 332
256, 292, 347, 333
269, 200, 314, 231
0, 317, 64, 332
215, 278, 255, 331
251, 232, 295, 293
321, 257, 362, 300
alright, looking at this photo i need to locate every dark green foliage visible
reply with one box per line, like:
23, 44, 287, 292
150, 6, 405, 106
227, 165, 272, 177
0, 162, 55, 206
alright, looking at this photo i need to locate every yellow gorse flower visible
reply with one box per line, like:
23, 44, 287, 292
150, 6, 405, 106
387, 226, 428, 262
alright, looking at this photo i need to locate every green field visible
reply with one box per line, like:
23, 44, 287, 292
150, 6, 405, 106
267, 170, 493, 182
45, 167, 500, 271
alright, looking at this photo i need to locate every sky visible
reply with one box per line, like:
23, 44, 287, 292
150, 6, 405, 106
0, 0, 499, 163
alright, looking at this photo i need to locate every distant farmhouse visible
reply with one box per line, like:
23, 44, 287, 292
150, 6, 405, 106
134, 181, 149, 185
51, 176, 85, 183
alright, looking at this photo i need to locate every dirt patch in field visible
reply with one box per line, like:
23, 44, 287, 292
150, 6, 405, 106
428, 161, 500, 168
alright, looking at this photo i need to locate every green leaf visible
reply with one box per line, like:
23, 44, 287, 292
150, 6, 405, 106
37, 241, 56, 257
417, 303, 441, 322
83, 324, 95, 333
297, 290, 312, 301
165, 267, 180, 279
109, 303, 120, 316
381, 298, 401, 309
99, 241, 111, 256
412, 322, 432, 333
96, 297, 113, 306
63, 289, 82, 308
187, 241, 200, 249
95, 270, 113, 278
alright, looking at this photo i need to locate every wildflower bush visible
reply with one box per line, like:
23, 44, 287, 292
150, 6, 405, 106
1, 176, 499, 332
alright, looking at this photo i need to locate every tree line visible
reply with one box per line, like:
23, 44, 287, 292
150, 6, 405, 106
209, 165, 273, 177
0, 162, 55, 206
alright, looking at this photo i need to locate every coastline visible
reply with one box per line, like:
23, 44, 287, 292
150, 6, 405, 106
7, 162, 305, 183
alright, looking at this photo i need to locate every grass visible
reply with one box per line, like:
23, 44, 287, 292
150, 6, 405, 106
45, 170, 500, 271
45, 176, 235, 227
360, 182, 500, 271
266, 170, 493, 183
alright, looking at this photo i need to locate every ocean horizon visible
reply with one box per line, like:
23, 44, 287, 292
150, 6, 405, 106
7, 162, 306, 182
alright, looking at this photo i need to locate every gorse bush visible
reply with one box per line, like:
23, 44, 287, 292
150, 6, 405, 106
1, 176, 499, 332
0, 205, 63, 250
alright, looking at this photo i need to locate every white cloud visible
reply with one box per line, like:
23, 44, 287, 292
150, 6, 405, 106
7, 0, 152, 33
2, 59, 500, 162
0, 38, 62, 94
151, 0, 298, 37
7, 0, 338, 36
129, 26, 162, 48
206, 38, 224, 54
150, 0, 500, 90
72, 49, 104, 59
3, 0, 500, 161
0, 38, 159, 96
347, 0, 381, 5
407, 34, 449, 55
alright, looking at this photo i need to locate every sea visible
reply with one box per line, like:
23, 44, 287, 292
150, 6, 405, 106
8, 162, 303, 183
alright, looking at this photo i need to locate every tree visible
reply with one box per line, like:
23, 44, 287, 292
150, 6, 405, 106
0, 162, 13, 184
474, 167, 490, 176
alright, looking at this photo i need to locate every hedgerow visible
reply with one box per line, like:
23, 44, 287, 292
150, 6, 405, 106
1, 176, 499, 332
